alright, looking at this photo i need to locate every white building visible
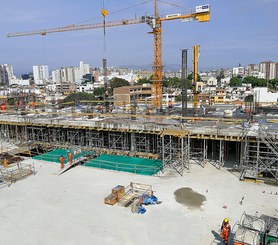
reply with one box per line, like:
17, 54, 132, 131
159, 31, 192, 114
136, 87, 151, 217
9, 78, 30, 86
98, 71, 136, 84
33, 65, 49, 84
52, 70, 62, 84
77, 83, 94, 93
51, 61, 88, 84
253, 87, 278, 104
80, 61, 90, 78
0, 64, 15, 85
232, 67, 245, 77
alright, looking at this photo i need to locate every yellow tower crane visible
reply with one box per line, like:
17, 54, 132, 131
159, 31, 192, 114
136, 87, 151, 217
7, 1, 210, 110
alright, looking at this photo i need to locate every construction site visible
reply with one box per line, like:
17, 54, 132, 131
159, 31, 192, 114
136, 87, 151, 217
0, 107, 277, 244
1, 1, 278, 245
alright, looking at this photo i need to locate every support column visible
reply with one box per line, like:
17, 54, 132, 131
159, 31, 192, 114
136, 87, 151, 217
130, 133, 136, 152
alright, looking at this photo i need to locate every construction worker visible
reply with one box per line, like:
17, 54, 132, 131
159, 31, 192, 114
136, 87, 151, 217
59, 155, 65, 169
221, 218, 231, 245
68, 151, 73, 165
168, 100, 173, 109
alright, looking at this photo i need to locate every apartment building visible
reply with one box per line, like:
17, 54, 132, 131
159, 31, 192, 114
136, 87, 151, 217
0, 64, 14, 85
33, 65, 49, 84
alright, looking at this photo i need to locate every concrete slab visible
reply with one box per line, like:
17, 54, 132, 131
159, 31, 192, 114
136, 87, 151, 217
0, 159, 277, 245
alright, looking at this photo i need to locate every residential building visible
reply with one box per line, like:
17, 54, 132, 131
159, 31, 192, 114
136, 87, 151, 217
9, 78, 30, 86
33, 65, 49, 84
253, 87, 278, 104
80, 61, 90, 78
259, 61, 277, 80
212, 88, 226, 103
0, 64, 14, 85
113, 84, 152, 106
232, 66, 245, 77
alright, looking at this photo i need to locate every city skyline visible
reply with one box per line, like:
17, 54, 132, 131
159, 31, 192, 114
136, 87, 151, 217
1, 0, 278, 74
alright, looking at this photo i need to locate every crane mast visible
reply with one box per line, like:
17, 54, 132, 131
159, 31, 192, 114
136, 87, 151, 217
7, 3, 210, 110
150, 0, 163, 109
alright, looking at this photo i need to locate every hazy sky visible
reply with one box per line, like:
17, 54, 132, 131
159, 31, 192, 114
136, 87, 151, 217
1, 0, 277, 74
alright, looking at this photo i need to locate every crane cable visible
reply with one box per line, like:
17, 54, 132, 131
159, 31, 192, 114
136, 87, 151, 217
157, 0, 191, 12
101, 0, 108, 57
70, 0, 153, 26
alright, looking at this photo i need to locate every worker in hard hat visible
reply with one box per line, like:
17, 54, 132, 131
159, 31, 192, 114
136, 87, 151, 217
59, 155, 65, 169
221, 218, 231, 245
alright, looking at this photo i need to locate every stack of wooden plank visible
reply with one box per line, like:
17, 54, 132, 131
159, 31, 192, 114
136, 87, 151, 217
104, 185, 125, 206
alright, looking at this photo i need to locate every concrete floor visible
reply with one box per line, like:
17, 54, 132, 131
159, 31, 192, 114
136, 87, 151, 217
0, 159, 277, 245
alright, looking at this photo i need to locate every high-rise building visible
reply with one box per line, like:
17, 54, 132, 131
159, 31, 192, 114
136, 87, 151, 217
79, 61, 90, 77
0, 64, 14, 85
33, 65, 49, 84
259, 61, 277, 80
232, 66, 245, 77
52, 70, 62, 84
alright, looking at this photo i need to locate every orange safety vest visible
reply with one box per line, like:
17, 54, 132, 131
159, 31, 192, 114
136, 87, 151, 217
221, 223, 230, 242
59, 156, 65, 164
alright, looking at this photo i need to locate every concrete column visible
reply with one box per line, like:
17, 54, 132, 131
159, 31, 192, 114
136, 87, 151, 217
130, 133, 136, 152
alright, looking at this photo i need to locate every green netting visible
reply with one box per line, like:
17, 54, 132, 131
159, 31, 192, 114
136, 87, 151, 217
33, 149, 93, 164
84, 154, 163, 176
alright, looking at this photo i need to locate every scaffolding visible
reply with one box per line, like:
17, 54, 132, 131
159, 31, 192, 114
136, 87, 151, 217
0, 112, 277, 179
161, 129, 189, 176
189, 138, 208, 168
240, 124, 278, 181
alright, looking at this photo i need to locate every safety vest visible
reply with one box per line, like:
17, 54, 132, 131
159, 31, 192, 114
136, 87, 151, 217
221, 223, 230, 241
59, 156, 64, 164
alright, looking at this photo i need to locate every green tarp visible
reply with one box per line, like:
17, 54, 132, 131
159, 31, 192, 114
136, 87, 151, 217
33, 148, 92, 164
84, 154, 163, 176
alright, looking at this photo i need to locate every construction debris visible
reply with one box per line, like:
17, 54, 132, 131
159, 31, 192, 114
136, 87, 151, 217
0, 153, 24, 167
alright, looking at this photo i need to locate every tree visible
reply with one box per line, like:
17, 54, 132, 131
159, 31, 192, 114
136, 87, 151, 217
165, 77, 181, 88
63, 92, 95, 104
269, 78, 278, 90
187, 73, 201, 81
243, 76, 267, 87
135, 77, 151, 85
93, 87, 105, 97
217, 68, 225, 83
229, 77, 241, 87
109, 77, 130, 91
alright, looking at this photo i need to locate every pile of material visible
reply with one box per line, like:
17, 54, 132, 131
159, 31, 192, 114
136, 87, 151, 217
104, 185, 125, 205
131, 193, 161, 214
0, 153, 24, 166
105, 182, 161, 214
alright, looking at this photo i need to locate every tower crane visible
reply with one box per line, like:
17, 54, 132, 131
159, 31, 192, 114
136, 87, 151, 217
7, 1, 210, 110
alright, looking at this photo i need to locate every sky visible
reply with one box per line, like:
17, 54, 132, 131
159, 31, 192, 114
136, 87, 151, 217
0, 0, 278, 75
